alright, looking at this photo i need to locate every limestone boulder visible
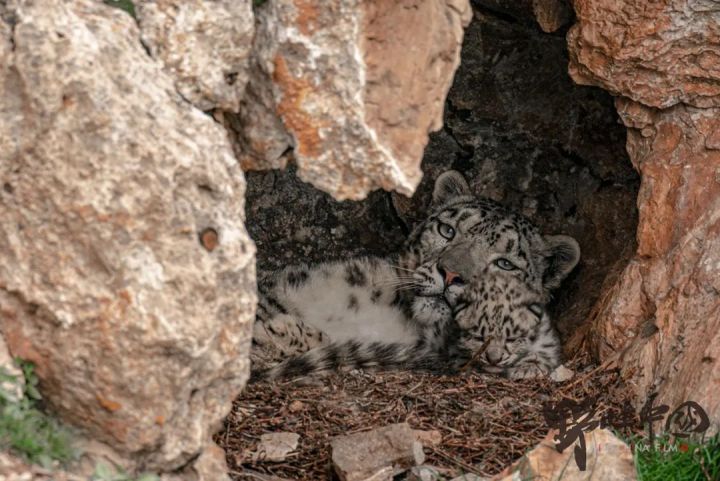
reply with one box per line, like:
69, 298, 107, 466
567, 0, 720, 428
0, 0, 255, 476
135, 0, 255, 112
227, 0, 472, 200
581, 100, 720, 427
568, 0, 720, 108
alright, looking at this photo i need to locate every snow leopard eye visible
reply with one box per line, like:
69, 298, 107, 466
494, 258, 518, 271
528, 303, 544, 318
437, 222, 455, 240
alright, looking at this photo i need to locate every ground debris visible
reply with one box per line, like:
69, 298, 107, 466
218, 355, 634, 480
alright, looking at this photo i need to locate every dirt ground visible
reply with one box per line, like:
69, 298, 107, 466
217, 355, 637, 480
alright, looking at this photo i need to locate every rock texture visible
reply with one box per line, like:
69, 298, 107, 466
331, 423, 426, 481
0, 0, 254, 476
226, 0, 472, 200
568, 0, 720, 109
491, 429, 636, 481
579, 100, 720, 427
567, 0, 720, 427
135, 0, 255, 112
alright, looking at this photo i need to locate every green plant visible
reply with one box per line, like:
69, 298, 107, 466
0, 360, 77, 467
92, 462, 159, 481
104, 0, 136, 18
634, 435, 720, 481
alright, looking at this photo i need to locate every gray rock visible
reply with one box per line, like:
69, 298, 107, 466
0, 0, 254, 477
135, 0, 254, 112
231, 0, 472, 200
407, 466, 444, 481
331, 423, 426, 481
254, 432, 300, 463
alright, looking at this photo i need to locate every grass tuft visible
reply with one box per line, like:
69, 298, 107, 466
633, 435, 720, 481
0, 360, 77, 467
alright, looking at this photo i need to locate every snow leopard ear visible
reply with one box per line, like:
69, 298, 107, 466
432, 170, 472, 205
542, 235, 581, 290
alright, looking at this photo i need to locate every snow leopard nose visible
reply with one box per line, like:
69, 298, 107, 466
437, 264, 464, 286
485, 348, 503, 365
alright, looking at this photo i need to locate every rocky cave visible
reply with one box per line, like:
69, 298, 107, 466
245, 3, 639, 344
0, 0, 718, 480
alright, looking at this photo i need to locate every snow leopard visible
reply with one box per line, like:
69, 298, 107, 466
251, 241, 563, 381
251, 170, 580, 373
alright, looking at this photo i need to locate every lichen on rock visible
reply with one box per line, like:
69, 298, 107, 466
227, 0, 472, 200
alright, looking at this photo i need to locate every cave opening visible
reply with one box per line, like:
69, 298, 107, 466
244, 4, 640, 346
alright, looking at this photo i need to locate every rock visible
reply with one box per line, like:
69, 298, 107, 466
581, 100, 720, 427
331, 423, 426, 481
254, 432, 300, 463
0, 0, 255, 475
0, 452, 33, 481
287, 400, 306, 413
229, 0, 472, 200
549, 364, 574, 382
475, 0, 573, 33
135, 0, 254, 111
450, 475, 488, 481
191, 442, 234, 481
492, 429, 636, 481
568, 0, 720, 109
407, 465, 443, 481
413, 429, 442, 448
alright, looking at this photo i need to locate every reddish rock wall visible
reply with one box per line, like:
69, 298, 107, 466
568, 0, 720, 426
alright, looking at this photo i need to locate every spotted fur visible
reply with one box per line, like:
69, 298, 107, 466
251, 250, 562, 382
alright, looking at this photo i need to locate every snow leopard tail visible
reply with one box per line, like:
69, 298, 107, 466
249, 340, 442, 383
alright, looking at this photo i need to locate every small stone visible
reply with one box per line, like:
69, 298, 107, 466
254, 433, 300, 463
549, 364, 575, 382
331, 423, 425, 481
449, 474, 488, 481
413, 429, 442, 447
288, 400, 305, 413
407, 465, 442, 481
199, 228, 219, 252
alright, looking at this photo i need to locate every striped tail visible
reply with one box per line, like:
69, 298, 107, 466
250, 340, 444, 383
